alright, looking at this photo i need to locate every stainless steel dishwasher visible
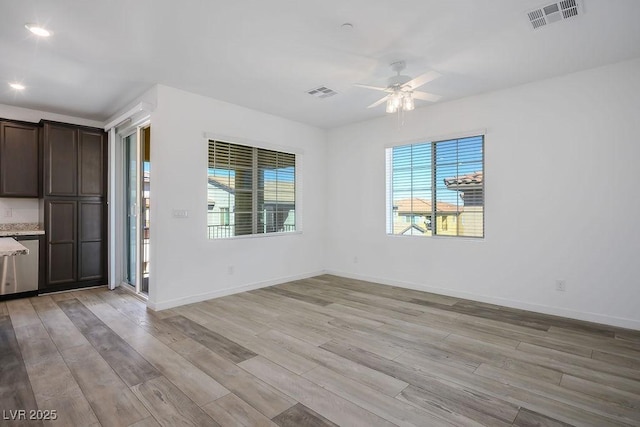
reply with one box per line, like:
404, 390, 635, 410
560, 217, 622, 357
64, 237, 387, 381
0, 236, 39, 296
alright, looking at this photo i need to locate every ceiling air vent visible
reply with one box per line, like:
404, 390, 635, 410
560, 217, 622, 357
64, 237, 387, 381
527, 0, 582, 30
307, 86, 338, 99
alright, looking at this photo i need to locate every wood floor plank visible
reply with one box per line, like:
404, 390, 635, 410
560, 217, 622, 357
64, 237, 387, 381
87, 301, 229, 406
239, 355, 396, 427
392, 351, 521, 424
6, 298, 41, 328
128, 416, 161, 427
513, 408, 574, 427
617, 330, 640, 344
517, 341, 640, 391
441, 332, 640, 388
30, 295, 89, 351
131, 376, 220, 426
263, 286, 332, 306
199, 298, 271, 334
560, 374, 640, 409
473, 363, 640, 425
592, 349, 640, 370
0, 315, 40, 426
260, 329, 409, 397
11, 319, 99, 426
321, 339, 625, 427
202, 393, 278, 427
302, 365, 461, 426
169, 337, 296, 418
57, 298, 161, 387
12, 323, 59, 363
164, 314, 257, 363
272, 403, 339, 427
547, 326, 640, 357
397, 385, 512, 427
60, 343, 150, 427
98, 289, 189, 346
242, 336, 319, 375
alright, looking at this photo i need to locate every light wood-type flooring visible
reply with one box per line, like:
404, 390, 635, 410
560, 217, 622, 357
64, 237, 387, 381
1, 274, 639, 426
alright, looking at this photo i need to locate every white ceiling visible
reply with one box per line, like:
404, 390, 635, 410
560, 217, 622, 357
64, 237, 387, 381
1, 0, 639, 129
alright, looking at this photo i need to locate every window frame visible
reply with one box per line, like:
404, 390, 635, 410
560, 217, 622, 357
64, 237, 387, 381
386, 133, 485, 239
207, 138, 298, 240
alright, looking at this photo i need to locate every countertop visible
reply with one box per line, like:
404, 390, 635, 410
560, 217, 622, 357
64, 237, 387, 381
0, 223, 45, 236
0, 237, 29, 257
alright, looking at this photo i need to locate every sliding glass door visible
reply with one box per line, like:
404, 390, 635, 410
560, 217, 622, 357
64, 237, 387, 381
124, 132, 140, 290
123, 125, 151, 295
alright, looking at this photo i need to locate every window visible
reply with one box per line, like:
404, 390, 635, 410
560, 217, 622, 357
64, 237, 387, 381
207, 140, 295, 239
386, 135, 484, 238
219, 207, 230, 226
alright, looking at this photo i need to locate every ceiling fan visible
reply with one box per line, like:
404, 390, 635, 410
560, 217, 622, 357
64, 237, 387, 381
355, 61, 441, 113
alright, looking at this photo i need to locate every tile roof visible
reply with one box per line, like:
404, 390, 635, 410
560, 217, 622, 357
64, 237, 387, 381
394, 198, 459, 214
443, 171, 483, 189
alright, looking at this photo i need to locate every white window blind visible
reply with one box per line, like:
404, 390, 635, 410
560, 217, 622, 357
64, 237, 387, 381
386, 135, 484, 238
207, 140, 296, 239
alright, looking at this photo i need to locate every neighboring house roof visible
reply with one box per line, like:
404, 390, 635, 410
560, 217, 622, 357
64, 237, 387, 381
443, 171, 483, 189
208, 177, 295, 203
208, 177, 235, 193
394, 198, 459, 214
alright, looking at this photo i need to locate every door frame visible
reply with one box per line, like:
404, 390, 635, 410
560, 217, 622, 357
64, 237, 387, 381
107, 113, 150, 296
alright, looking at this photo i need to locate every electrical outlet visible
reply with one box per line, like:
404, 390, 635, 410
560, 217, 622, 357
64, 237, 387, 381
3, 208, 12, 218
172, 209, 189, 218
556, 280, 566, 292
228, 265, 234, 275
353, 256, 358, 264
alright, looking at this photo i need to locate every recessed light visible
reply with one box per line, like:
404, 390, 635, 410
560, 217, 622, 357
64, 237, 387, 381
9, 83, 26, 90
341, 22, 354, 31
25, 23, 51, 37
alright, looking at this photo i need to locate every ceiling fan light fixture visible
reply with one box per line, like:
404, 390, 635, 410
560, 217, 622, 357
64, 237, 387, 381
9, 82, 26, 90
386, 92, 402, 113
402, 93, 415, 111
25, 23, 51, 37
386, 98, 397, 113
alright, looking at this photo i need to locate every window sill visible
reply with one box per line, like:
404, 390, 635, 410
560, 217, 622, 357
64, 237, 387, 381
385, 233, 484, 242
208, 230, 302, 241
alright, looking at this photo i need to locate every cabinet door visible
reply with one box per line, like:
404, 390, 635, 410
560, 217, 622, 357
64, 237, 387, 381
46, 200, 77, 285
0, 121, 40, 197
44, 124, 77, 196
78, 129, 106, 197
78, 201, 105, 281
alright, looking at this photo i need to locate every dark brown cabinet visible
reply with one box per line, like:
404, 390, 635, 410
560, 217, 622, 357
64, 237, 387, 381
44, 200, 106, 288
78, 201, 105, 280
0, 121, 40, 197
46, 200, 77, 285
44, 122, 106, 197
42, 121, 107, 292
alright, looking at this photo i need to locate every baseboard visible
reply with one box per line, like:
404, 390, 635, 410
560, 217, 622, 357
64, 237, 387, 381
324, 269, 640, 331
146, 270, 326, 311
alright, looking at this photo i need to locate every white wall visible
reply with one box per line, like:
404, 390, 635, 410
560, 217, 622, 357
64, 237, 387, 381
146, 85, 326, 309
326, 58, 640, 329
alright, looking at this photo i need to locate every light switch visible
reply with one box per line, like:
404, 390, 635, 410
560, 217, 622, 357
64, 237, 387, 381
172, 209, 189, 218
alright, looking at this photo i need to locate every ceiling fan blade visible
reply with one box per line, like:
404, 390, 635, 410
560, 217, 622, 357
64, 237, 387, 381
367, 95, 390, 108
412, 91, 442, 102
404, 70, 441, 90
354, 83, 390, 92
